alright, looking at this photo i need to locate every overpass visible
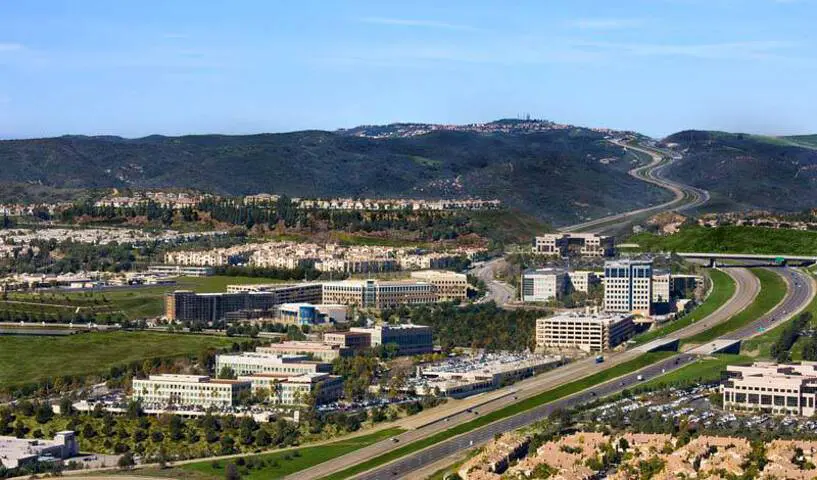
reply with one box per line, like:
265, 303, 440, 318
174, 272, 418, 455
676, 252, 817, 267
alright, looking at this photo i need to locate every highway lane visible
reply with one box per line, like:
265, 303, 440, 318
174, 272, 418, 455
472, 257, 516, 307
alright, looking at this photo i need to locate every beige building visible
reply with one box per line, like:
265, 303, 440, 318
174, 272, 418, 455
256, 341, 350, 362
723, 362, 817, 416
536, 312, 635, 352
324, 331, 372, 351
322, 279, 437, 309
533, 233, 614, 257
567, 270, 601, 293
132, 374, 251, 408
239, 372, 344, 406
603, 259, 653, 316
215, 351, 332, 377
410, 270, 468, 301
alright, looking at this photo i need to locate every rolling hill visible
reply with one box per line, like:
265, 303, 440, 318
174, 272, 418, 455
0, 124, 671, 226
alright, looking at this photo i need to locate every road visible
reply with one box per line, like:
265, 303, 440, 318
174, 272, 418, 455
561, 140, 709, 235
347, 268, 814, 480
472, 257, 516, 306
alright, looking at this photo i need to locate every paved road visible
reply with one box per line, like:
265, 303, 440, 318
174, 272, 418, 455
472, 257, 516, 307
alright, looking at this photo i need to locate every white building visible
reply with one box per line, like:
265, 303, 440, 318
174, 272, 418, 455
533, 233, 614, 257
240, 372, 344, 406
215, 351, 332, 377
322, 279, 438, 309
520, 268, 568, 302
147, 265, 214, 277
535, 312, 635, 352
410, 270, 469, 302
0, 431, 78, 469
276, 303, 347, 326
350, 324, 433, 356
723, 362, 817, 416
567, 270, 601, 293
131, 374, 251, 408
603, 259, 653, 316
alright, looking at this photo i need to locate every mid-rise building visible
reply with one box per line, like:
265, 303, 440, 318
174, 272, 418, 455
533, 233, 615, 258
323, 331, 372, 351
567, 270, 601, 293
603, 259, 654, 316
0, 431, 78, 469
322, 279, 437, 309
131, 374, 251, 408
256, 341, 350, 362
147, 265, 214, 277
723, 362, 817, 416
520, 268, 568, 302
409, 270, 469, 302
215, 351, 332, 377
277, 303, 347, 326
652, 271, 672, 304
240, 372, 344, 406
350, 324, 433, 356
535, 312, 635, 352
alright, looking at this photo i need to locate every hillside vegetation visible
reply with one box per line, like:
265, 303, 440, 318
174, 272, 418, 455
0, 126, 671, 225
629, 226, 817, 255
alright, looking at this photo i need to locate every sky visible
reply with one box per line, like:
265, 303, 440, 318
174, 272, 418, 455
0, 0, 816, 139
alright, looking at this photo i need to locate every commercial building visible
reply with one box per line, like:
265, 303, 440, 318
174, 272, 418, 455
0, 432, 78, 469
672, 274, 704, 298
351, 324, 433, 356
520, 268, 568, 302
723, 362, 817, 416
603, 259, 654, 316
240, 372, 344, 406
323, 331, 372, 351
276, 303, 347, 326
535, 312, 635, 352
652, 271, 672, 304
256, 341, 350, 362
409, 270, 468, 302
131, 374, 252, 408
533, 233, 614, 257
215, 351, 332, 377
165, 283, 322, 322
322, 279, 437, 309
147, 265, 214, 277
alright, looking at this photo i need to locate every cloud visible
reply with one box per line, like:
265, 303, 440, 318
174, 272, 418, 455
569, 18, 644, 30
0, 43, 24, 52
359, 17, 479, 32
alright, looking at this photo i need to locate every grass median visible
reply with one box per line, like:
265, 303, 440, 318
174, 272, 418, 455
683, 268, 786, 346
633, 269, 735, 347
319, 351, 675, 480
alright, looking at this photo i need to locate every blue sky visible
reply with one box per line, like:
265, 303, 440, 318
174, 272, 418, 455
0, 0, 815, 138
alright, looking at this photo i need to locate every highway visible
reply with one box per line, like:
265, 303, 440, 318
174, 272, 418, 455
472, 257, 516, 307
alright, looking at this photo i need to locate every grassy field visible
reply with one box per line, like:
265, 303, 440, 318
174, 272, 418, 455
633, 269, 734, 346
0, 331, 240, 389
628, 226, 817, 256
683, 269, 785, 345
163, 428, 406, 480
639, 354, 751, 390
319, 351, 675, 480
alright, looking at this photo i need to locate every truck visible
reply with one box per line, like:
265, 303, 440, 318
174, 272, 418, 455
595, 355, 604, 364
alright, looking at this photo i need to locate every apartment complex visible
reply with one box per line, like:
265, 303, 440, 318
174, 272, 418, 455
603, 259, 654, 316
533, 233, 615, 257
257, 341, 350, 362
723, 362, 817, 416
323, 331, 372, 351
322, 279, 437, 309
215, 351, 332, 377
132, 374, 251, 408
535, 312, 635, 352
350, 324, 433, 355
238, 372, 343, 406
409, 270, 468, 302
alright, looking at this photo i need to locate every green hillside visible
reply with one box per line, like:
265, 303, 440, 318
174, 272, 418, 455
629, 225, 817, 255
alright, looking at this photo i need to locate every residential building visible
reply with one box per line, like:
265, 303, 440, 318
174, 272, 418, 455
0, 431, 78, 469
322, 279, 437, 309
520, 268, 567, 302
603, 259, 654, 316
240, 372, 344, 406
215, 351, 332, 377
533, 233, 614, 257
409, 270, 468, 302
323, 331, 372, 351
131, 374, 251, 408
350, 324, 433, 355
256, 341, 350, 362
536, 312, 635, 352
723, 362, 817, 416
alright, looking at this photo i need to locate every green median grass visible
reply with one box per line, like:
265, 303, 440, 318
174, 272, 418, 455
319, 351, 675, 480
683, 268, 786, 346
633, 269, 735, 347
175, 428, 405, 480
639, 354, 751, 390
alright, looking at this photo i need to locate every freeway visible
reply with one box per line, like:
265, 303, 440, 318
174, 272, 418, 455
561, 140, 709, 235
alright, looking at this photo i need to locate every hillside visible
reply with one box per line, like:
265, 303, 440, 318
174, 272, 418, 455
628, 225, 817, 256
0, 126, 671, 225
662, 130, 817, 211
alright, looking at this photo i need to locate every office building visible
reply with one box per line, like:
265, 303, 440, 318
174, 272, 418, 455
0, 431, 78, 469
410, 270, 469, 302
535, 312, 635, 352
165, 283, 322, 322
131, 374, 251, 408
276, 303, 347, 326
324, 331, 372, 351
533, 233, 614, 258
256, 341, 350, 362
520, 268, 568, 302
350, 324, 433, 356
240, 372, 344, 406
147, 265, 214, 277
322, 279, 437, 309
671, 274, 704, 298
567, 270, 601, 293
723, 362, 817, 416
215, 351, 332, 377
652, 271, 672, 304
603, 259, 654, 316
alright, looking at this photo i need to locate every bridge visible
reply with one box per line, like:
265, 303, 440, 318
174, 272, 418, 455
676, 252, 817, 267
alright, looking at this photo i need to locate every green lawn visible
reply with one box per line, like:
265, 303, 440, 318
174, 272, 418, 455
639, 354, 751, 390
629, 225, 817, 256
173, 428, 405, 480
683, 269, 785, 345
320, 351, 675, 480
0, 331, 240, 389
633, 269, 735, 346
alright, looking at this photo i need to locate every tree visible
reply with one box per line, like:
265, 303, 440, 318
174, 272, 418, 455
255, 428, 271, 447
35, 402, 54, 424
225, 463, 241, 480
219, 366, 237, 380
118, 452, 135, 470
59, 397, 74, 417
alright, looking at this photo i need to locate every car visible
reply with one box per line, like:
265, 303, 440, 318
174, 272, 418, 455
392, 437, 399, 443
636, 375, 644, 381
661, 368, 666, 373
